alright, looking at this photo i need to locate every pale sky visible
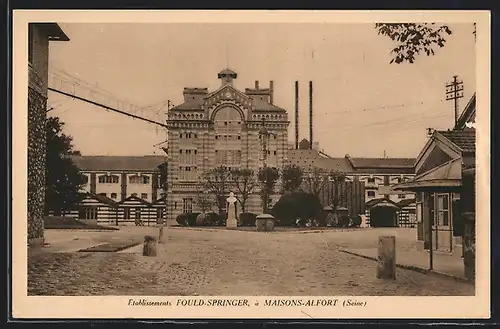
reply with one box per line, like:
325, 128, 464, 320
47, 23, 476, 158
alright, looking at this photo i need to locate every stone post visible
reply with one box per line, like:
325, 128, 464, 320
376, 236, 396, 280
158, 226, 165, 244
143, 235, 158, 256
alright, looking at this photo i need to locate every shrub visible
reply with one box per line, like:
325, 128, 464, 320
196, 213, 207, 226
350, 215, 361, 228
186, 212, 201, 226
338, 215, 351, 228
176, 213, 189, 226
239, 212, 257, 227
316, 211, 328, 227
204, 212, 220, 226
271, 191, 323, 226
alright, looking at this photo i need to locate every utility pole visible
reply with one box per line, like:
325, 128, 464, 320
445, 76, 464, 127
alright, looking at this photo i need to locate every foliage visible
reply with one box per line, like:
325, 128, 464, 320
281, 165, 304, 194
271, 191, 323, 226
44, 116, 86, 216
205, 212, 223, 226
231, 168, 258, 214
257, 167, 280, 213
375, 23, 453, 64
350, 215, 362, 228
176, 212, 201, 226
194, 186, 215, 214
201, 166, 231, 214
176, 213, 189, 226
239, 212, 257, 227
302, 166, 330, 198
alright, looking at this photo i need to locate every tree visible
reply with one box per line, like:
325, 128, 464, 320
231, 168, 258, 214
194, 186, 215, 214
303, 166, 330, 198
281, 164, 304, 193
329, 170, 347, 213
375, 23, 476, 64
45, 116, 86, 216
201, 166, 231, 214
257, 167, 280, 214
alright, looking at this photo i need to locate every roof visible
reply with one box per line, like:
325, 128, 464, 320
83, 192, 118, 206
71, 155, 167, 172
287, 149, 354, 172
38, 23, 70, 41
365, 198, 400, 209
170, 102, 203, 111
455, 93, 476, 130
218, 68, 237, 77
348, 157, 416, 168
437, 130, 476, 153
118, 195, 152, 206
397, 198, 416, 208
394, 158, 462, 190
253, 102, 287, 112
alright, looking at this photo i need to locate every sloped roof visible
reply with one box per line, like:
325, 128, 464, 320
253, 102, 287, 112
287, 149, 354, 172
82, 192, 118, 206
365, 198, 400, 209
437, 130, 476, 153
71, 155, 167, 172
118, 195, 152, 206
398, 198, 416, 208
170, 102, 203, 111
394, 158, 462, 190
455, 93, 476, 130
348, 157, 416, 168
218, 68, 237, 76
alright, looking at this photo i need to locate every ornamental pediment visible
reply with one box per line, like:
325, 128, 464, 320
204, 85, 253, 110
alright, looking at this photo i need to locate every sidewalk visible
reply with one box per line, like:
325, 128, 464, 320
340, 247, 468, 282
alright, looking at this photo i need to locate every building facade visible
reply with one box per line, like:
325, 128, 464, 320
165, 69, 289, 221
28, 23, 69, 246
68, 155, 168, 225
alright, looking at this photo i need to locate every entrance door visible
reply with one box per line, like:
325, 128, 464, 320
135, 208, 142, 226
431, 193, 453, 252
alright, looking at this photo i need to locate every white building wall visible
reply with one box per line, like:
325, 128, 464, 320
126, 173, 154, 202
95, 172, 121, 199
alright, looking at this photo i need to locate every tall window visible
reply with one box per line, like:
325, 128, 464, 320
182, 198, 193, 213
141, 193, 148, 200
129, 175, 150, 184
110, 193, 117, 199
367, 191, 376, 198
98, 175, 119, 184
437, 194, 450, 226
78, 206, 98, 220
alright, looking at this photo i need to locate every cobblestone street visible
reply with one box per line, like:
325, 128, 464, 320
28, 227, 475, 296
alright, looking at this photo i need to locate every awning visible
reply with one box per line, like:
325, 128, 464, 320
393, 158, 462, 191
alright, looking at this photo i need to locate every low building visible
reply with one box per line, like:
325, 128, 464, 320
68, 155, 168, 225
394, 93, 476, 280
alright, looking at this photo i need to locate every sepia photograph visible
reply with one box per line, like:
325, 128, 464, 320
12, 10, 490, 319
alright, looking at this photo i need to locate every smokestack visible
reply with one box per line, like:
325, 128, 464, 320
255, 80, 259, 89
269, 80, 274, 104
295, 81, 299, 150
309, 81, 313, 150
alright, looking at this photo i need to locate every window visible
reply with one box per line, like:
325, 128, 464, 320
367, 191, 376, 198
141, 193, 148, 200
180, 133, 183, 138
237, 136, 241, 140
437, 194, 450, 226
183, 198, 193, 213
98, 193, 107, 197
179, 150, 183, 154
131, 193, 138, 197
367, 178, 376, 183
129, 175, 150, 184
398, 194, 406, 199
78, 206, 98, 220
110, 193, 117, 199
98, 175, 119, 184
273, 151, 277, 155
81, 175, 89, 184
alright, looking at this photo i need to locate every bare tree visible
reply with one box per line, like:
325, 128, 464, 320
281, 164, 304, 194
201, 166, 231, 214
194, 185, 215, 214
303, 166, 330, 198
231, 168, 258, 214
329, 170, 347, 213
257, 167, 280, 214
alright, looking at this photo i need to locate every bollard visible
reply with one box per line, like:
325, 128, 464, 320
143, 235, 158, 256
376, 236, 396, 280
158, 226, 165, 244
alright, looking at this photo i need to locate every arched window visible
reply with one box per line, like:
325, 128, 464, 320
98, 175, 119, 184
129, 175, 150, 184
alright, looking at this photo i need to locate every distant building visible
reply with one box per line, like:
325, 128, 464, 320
287, 147, 416, 227
164, 69, 290, 221
67, 155, 168, 225
28, 23, 70, 246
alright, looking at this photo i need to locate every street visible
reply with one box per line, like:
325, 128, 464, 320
28, 227, 474, 296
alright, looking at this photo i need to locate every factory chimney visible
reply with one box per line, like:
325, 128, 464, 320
269, 80, 274, 104
295, 81, 299, 150
309, 81, 313, 150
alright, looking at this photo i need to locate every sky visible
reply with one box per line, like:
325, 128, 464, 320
47, 22, 476, 158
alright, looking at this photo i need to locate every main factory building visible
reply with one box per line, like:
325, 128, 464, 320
165, 69, 290, 220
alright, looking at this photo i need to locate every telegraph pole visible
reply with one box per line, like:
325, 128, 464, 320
445, 76, 464, 127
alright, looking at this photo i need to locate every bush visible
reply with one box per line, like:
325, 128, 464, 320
315, 211, 328, 227
338, 215, 350, 228
350, 215, 361, 227
186, 212, 201, 226
239, 212, 257, 227
176, 213, 189, 226
271, 192, 323, 226
204, 212, 220, 226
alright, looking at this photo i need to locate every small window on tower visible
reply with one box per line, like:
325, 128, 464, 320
274, 151, 277, 155
237, 136, 241, 140
179, 150, 183, 154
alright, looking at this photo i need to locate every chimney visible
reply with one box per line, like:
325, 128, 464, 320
427, 127, 435, 138
295, 81, 299, 150
255, 80, 259, 89
309, 81, 313, 150
269, 80, 274, 104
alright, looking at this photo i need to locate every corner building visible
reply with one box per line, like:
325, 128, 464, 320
165, 69, 290, 221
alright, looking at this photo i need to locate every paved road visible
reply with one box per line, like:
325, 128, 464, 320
28, 228, 474, 296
